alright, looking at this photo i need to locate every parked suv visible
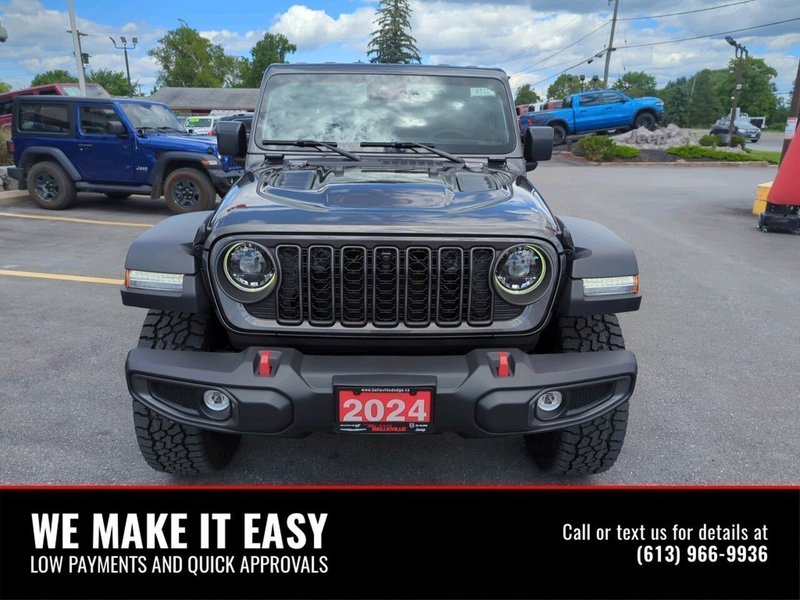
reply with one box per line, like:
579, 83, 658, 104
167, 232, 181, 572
9, 96, 242, 213
122, 64, 641, 476
709, 117, 761, 143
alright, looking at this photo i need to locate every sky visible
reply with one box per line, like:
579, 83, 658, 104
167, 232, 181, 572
0, 0, 798, 102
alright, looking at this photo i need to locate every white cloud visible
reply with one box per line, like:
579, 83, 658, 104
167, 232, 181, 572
1, 0, 797, 100
268, 4, 375, 50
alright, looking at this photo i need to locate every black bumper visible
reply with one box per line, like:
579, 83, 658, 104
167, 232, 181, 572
207, 167, 241, 196
126, 347, 637, 437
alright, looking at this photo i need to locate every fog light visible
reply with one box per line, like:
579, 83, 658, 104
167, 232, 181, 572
537, 390, 563, 412
203, 390, 230, 412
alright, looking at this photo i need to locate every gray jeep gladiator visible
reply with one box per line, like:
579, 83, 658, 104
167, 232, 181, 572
121, 63, 641, 476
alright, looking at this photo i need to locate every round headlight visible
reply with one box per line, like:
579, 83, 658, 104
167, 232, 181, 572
223, 242, 276, 293
494, 244, 546, 294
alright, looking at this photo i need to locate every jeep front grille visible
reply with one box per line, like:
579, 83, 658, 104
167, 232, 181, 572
244, 244, 524, 328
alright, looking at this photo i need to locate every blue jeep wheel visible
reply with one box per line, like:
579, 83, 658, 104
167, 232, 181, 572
164, 167, 216, 214
27, 161, 76, 210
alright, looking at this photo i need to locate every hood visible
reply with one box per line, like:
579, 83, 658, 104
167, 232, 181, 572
632, 96, 663, 107
140, 132, 219, 154
209, 165, 558, 238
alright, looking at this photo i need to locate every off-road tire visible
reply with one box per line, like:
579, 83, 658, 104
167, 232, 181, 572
105, 191, 131, 199
132, 310, 240, 475
525, 314, 629, 475
27, 161, 76, 210
163, 167, 216, 214
634, 112, 657, 131
551, 124, 567, 146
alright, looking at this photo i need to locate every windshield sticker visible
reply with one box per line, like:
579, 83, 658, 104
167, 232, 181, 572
470, 87, 496, 97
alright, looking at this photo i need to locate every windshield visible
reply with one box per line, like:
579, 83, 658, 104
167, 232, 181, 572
256, 73, 516, 155
120, 102, 184, 131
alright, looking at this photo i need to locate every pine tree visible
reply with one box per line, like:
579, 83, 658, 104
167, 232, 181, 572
367, 0, 421, 64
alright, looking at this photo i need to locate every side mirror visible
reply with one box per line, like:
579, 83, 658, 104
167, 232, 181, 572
524, 126, 553, 170
216, 120, 247, 158
107, 121, 127, 137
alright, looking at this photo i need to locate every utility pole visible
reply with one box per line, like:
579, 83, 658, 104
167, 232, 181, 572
67, 0, 87, 95
780, 59, 800, 164
725, 36, 747, 148
602, 0, 620, 88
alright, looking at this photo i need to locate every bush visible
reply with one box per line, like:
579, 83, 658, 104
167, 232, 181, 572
732, 134, 746, 150
666, 145, 765, 162
574, 135, 616, 162
613, 145, 641, 159
699, 134, 718, 148
0, 128, 11, 167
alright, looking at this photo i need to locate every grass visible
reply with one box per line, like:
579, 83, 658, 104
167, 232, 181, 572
666, 145, 774, 163
743, 148, 781, 165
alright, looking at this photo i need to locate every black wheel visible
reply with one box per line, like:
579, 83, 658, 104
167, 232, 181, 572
105, 191, 131, 199
524, 314, 630, 475
163, 168, 216, 214
132, 310, 240, 475
634, 112, 657, 131
551, 124, 567, 146
27, 161, 76, 210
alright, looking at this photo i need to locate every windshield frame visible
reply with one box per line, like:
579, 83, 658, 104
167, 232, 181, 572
254, 71, 518, 158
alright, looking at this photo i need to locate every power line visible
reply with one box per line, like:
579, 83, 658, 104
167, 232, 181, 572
619, 0, 755, 21
511, 21, 609, 76
528, 16, 800, 90
616, 17, 800, 49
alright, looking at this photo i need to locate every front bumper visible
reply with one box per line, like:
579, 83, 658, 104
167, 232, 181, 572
126, 347, 637, 437
207, 167, 242, 195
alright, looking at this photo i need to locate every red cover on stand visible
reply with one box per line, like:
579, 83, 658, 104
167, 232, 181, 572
767, 135, 799, 206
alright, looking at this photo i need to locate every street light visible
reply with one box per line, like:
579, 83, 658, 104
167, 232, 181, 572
110, 36, 138, 96
724, 36, 748, 147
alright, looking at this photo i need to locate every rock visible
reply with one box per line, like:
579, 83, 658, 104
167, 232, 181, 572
613, 123, 701, 150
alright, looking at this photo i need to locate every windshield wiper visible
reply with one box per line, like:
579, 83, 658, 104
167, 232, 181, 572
261, 140, 360, 161
156, 126, 185, 133
360, 141, 465, 165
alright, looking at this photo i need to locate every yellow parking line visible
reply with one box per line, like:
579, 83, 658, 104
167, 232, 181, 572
0, 211, 152, 228
0, 269, 123, 285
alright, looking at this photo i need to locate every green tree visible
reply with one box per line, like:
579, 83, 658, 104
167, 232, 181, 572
613, 70, 657, 98
719, 56, 778, 118
546, 73, 599, 99
514, 84, 541, 106
149, 20, 242, 87
659, 77, 690, 127
87, 68, 136, 96
31, 70, 78, 86
367, 0, 421, 64
0, 81, 11, 93
686, 69, 726, 127
239, 33, 297, 88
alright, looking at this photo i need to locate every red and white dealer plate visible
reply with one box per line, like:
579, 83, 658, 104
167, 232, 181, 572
336, 387, 433, 433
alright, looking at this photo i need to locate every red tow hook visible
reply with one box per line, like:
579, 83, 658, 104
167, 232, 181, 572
257, 351, 273, 376
497, 352, 511, 378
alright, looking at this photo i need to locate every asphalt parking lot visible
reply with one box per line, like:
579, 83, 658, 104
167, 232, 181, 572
0, 159, 798, 484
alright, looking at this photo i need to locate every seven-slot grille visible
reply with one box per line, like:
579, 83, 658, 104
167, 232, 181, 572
244, 244, 524, 328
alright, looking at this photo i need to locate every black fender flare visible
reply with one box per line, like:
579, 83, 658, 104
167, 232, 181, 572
17, 146, 82, 182
121, 211, 214, 313
557, 216, 641, 316
149, 151, 215, 199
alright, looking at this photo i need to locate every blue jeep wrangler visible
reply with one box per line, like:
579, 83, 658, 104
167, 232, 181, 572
8, 95, 242, 214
